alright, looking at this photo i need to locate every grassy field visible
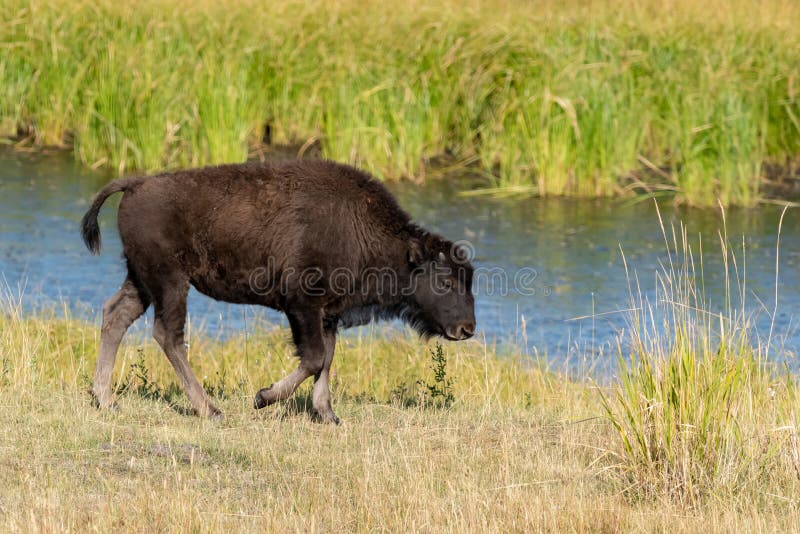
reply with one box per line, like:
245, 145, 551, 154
0, 310, 798, 531
1, 0, 799, 206
2, 220, 800, 531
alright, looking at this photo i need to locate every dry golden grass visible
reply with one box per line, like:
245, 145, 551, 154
1, 306, 799, 532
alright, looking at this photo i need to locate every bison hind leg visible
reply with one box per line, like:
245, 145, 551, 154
91, 276, 149, 410
147, 273, 223, 419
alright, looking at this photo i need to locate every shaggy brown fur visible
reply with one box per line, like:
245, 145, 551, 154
81, 160, 475, 423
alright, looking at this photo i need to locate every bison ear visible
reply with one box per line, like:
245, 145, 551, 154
408, 238, 425, 266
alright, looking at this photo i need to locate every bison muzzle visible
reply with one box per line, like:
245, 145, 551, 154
81, 159, 476, 423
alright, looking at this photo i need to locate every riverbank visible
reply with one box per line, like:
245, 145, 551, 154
1, 302, 798, 530
2, 0, 799, 206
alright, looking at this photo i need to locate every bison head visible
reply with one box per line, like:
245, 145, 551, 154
405, 238, 476, 341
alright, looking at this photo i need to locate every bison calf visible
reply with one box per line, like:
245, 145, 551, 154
81, 159, 475, 423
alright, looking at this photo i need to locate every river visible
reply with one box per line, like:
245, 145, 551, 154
1, 148, 797, 371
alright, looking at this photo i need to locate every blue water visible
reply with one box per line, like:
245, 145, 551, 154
1, 148, 798, 370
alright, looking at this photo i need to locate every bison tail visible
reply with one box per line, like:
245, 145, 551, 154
80, 177, 142, 254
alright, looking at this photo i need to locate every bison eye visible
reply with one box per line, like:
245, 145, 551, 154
442, 279, 453, 290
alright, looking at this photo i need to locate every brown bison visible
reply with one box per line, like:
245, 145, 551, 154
81, 159, 475, 423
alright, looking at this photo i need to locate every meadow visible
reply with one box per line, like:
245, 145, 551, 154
1, 220, 799, 531
1, 0, 799, 206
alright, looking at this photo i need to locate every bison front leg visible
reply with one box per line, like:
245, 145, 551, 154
311, 321, 338, 424
254, 308, 340, 424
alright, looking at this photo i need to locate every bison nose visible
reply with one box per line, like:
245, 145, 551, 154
463, 322, 476, 338
457, 321, 475, 340
445, 321, 476, 341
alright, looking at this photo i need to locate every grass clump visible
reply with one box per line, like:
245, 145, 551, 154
1, 0, 799, 205
602, 207, 799, 504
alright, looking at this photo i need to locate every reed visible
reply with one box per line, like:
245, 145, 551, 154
1, 0, 798, 205
601, 207, 799, 504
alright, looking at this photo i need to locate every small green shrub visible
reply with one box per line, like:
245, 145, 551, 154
115, 349, 183, 404
423, 343, 455, 408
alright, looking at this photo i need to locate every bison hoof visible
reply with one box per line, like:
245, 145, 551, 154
193, 403, 223, 420
200, 401, 224, 419
253, 386, 276, 410
312, 410, 341, 425
89, 389, 119, 412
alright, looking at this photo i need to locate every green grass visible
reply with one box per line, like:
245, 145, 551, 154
1, 0, 799, 206
601, 208, 798, 505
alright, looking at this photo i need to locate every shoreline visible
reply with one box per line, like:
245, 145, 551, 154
5, 140, 800, 207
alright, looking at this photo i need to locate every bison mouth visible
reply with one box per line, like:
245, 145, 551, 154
394, 305, 475, 342
396, 304, 442, 340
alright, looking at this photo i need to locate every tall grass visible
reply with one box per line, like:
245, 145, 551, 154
601, 207, 799, 503
1, 0, 798, 205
